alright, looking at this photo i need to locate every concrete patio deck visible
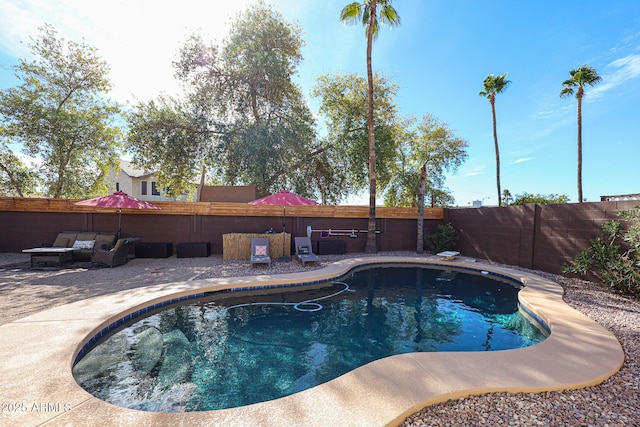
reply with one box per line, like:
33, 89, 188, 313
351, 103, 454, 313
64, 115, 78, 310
0, 256, 624, 427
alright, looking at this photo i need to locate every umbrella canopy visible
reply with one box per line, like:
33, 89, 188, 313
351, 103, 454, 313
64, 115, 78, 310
248, 190, 318, 207
75, 191, 160, 237
249, 190, 317, 260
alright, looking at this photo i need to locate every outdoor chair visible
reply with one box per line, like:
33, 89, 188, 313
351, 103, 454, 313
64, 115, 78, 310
250, 237, 271, 267
92, 238, 138, 268
294, 236, 320, 266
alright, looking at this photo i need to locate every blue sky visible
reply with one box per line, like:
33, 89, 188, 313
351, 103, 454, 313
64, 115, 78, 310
1, 0, 639, 206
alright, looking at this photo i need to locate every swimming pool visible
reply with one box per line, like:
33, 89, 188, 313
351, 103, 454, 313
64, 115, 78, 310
2, 256, 624, 426
72, 264, 547, 412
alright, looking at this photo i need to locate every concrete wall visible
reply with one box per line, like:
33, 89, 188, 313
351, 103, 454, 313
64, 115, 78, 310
445, 200, 638, 274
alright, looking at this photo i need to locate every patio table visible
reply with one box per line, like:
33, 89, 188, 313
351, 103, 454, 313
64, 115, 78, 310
22, 247, 77, 267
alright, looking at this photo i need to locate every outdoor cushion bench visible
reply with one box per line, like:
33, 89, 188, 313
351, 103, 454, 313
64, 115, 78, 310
134, 242, 173, 258
176, 242, 211, 258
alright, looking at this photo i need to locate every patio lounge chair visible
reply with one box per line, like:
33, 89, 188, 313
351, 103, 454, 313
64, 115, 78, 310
250, 237, 271, 267
92, 238, 139, 268
294, 236, 320, 266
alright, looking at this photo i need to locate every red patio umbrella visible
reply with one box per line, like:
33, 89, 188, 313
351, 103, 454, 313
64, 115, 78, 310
249, 190, 318, 232
249, 190, 319, 208
249, 190, 318, 260
75, 191, 160, 238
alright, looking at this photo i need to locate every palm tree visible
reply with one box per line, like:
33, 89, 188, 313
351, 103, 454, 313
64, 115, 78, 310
340, 0, 400, 253
560, 65, 602, 203
479, 73, 510, 206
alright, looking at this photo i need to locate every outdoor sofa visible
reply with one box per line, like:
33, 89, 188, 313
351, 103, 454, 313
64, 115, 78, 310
44, 231, 118, 262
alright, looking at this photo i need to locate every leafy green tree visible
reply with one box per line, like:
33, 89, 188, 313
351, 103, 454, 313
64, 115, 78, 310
340, 0, 401, 253
127, 96, 213, 199
560, 64, 602, 203
0, 25, 121, 198
384, 168, 420, 207
312, 72, 400, 202
129, 2, 319, 198
502, 189, 513, 205
479, 73, 510, 206
384, 158, 457, 208
0, 145, 39, 197
509, 192, 569, 205
413, 115, 467, 253
383, 115, 419, 207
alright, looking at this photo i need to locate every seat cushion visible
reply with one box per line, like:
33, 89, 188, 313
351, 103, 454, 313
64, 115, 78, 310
52, 236, 70, 248
76, 232, 97, 241
95, 234, 117, 250
53, 233, 77, 248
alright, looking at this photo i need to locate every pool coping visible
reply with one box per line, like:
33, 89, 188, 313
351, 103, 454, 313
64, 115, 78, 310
0, 256, 624, 426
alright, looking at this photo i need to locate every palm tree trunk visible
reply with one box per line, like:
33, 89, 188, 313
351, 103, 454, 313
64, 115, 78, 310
491, 98, 501, 206
577, 92, 583, 203
365, 0, 377, 253
416, 162, 426, 254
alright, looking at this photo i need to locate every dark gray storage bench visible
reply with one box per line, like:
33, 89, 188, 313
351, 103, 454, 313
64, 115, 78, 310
176, 242, 211, 258
134, 242, 173, 258
314, 240, 347, 255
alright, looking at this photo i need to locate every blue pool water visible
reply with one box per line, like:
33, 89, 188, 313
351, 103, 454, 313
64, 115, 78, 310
72, 265, 548, 412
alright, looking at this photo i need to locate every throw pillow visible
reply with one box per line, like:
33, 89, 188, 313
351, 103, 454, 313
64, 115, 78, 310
254, 245, 267, 256
72, 240, 95, 250
297, 245, 310, 255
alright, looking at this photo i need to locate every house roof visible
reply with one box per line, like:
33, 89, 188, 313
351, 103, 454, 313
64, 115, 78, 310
119, 160, 155, 179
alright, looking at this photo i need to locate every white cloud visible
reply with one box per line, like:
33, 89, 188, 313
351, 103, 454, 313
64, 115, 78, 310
589, 54, 640, 100
459, 166, 485, 178
532, 109, 556, 119
512, 157, 532, 164
532, 53, 640, 121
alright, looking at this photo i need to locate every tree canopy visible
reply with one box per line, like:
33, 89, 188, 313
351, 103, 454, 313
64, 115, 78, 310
0, 145, 39, 197
507, 192, 570, 205
386, 114, 468, 208
312, 72, 400, 198
0, 6, 470, 207
127, 1, 321, 198
383, 114, 467, 252
0, 24, 122, 198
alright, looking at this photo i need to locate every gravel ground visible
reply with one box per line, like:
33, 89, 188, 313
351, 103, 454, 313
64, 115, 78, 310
1, 252, 638, 426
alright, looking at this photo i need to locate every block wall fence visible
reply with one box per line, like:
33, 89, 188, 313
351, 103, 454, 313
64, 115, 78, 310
445, 200, 639, 274
1, 197, 638, 275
